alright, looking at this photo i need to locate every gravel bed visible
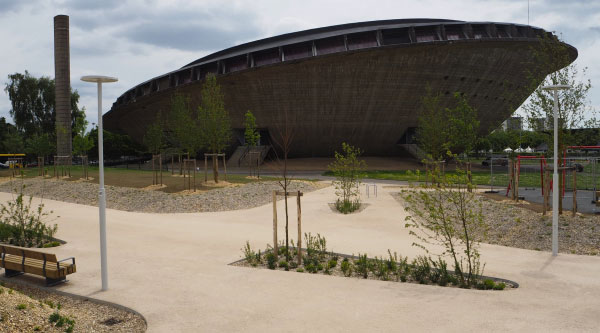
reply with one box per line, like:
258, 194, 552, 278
0, 281, 145, 332
0, 178, 328, 213
392, 192, 600, 256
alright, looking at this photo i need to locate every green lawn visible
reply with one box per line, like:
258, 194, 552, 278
324, 168, 600, 190
0, 165, 279, 193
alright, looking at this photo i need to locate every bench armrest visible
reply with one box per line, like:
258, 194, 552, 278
56, 257, 76, 270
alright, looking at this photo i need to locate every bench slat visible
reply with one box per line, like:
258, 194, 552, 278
1, 256, 75, 279
1, 244, 58, 262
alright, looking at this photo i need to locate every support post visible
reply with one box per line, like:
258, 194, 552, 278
514, 159, 521, 202
572, 169, 577, 216
297, 190, 302, 266
272, 190, 278, 256
204, 155, 208, 182
223, 154, 227, 181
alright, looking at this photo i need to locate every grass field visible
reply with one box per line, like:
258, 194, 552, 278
324, 167, 600, 190
0, 165, 276, 193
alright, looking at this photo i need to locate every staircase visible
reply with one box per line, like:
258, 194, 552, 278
227, 145, 271, 167
399, 143, 426, 161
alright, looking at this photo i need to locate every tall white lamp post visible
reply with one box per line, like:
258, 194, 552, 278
81, 75, 118, 290
541, 84, 571, 256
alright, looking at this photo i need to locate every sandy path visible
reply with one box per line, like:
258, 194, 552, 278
1, 184, 599, 332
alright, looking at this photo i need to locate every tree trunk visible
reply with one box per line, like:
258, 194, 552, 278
213, 155, 219, 183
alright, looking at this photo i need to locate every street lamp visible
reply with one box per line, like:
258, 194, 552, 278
541, 84, 571, 256
80, 75, 118, 290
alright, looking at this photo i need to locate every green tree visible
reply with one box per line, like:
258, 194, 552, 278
0, 117, 24, 153
167, 94, 199, 158
328, 143, 367, 213
416, 88, 447, 161
416, 89, 479, 160
25, 133, 55, 160
4, 71, 85, 140
143, 112, 165, 155
244, 110, 260, 147
523, 34, 595, 154
72, 111, 94, 156
402, 163, 486, 287
445, 93, 479, 158
198, 74, 232, 183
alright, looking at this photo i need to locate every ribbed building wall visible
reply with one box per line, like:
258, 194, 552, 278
54, 15, 71, 156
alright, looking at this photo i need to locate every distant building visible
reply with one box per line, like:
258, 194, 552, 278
502, 117, 523, 131
105, 19, 576, 157
530, 117, 549, 131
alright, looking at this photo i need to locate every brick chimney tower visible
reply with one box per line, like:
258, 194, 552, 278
54, 15, 71, 156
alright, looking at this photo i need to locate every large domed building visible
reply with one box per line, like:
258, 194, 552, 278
104, 19, 577, 157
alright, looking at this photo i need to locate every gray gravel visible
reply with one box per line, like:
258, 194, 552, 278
0, 178, 327, 213
392, 191, 600, 256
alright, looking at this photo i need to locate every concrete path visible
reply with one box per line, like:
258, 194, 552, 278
1, 183, 599, 332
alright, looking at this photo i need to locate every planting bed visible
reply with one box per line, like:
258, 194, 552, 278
233, 239, 517, 291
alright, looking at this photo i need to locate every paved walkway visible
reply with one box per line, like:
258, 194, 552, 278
1, 183, 599, 332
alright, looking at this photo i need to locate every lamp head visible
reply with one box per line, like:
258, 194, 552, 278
81, 75, 118, 83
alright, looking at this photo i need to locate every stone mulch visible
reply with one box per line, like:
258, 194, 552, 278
0, 178, 328, 213
0, 281, 145, 332
392, 191, 600, 256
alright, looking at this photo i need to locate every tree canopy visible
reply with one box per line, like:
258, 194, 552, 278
4, 71, 85, 141
167, 94, 199, 157
198, 74, 231, 154
416, 89, 479, 160
244, 110, 260, 147
143, 112, 165, 155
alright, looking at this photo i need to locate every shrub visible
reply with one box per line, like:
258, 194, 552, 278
371, 256, 390, 281
0, 185, 57, 247
328, 142, 367, 214
278, 260, 289, 271
43, 241, 60, 248
402, 160, 487, 288
335, 199, 361, 214
16, 303, 27, 310
49, 311, 75, 332
296, 268, 304, 273
493, 282, 506, 290
266, 252, 277, 270
411, 256, 431, 284
306, 263, 317, 273
328, 259, 338, 269
242, 241, 257, 266
305, 233, 327, 261
431, 257, 451, 286
341, 258, 352, 277
354, 253, 370, 279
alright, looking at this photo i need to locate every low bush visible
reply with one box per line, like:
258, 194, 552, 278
411, 256, 431, 284
0, 186, 57, 248
341, 258, 352, 277
278, 260, 289, 271
335, 199, 361, 214
49, 311, 75, 332
354, 253, 370, 279
266, 252, 277, 270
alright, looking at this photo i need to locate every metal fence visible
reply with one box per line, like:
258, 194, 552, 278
487, 156, 600, 194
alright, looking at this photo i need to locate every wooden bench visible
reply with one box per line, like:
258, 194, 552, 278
0, 244, 76, 286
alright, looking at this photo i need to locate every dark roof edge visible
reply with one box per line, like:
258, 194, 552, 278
182, 18, 465, 67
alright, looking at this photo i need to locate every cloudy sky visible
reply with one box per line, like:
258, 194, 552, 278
0, 0, 598, 127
